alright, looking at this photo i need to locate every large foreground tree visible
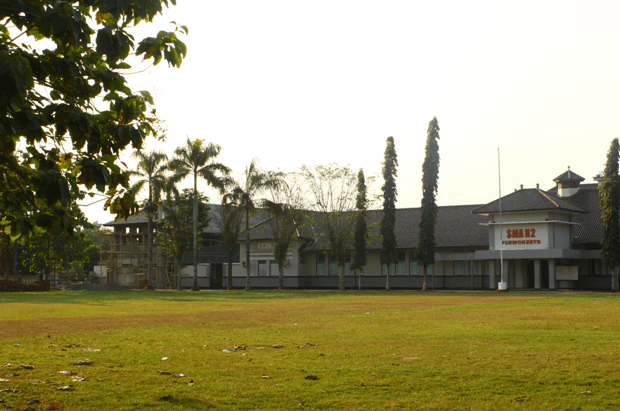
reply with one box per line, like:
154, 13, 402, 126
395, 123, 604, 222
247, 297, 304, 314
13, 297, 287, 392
170, 138, 229, 291
416, 117, 440, 291
599, 138, 620, 292
0, 1, 187, 240
380, 137, 398, 291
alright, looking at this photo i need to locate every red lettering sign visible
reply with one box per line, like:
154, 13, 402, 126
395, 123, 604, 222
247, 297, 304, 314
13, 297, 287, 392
506, 228, 536, 239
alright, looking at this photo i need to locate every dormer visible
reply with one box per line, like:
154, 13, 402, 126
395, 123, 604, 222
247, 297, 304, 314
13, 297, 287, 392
553, 167, 585, 197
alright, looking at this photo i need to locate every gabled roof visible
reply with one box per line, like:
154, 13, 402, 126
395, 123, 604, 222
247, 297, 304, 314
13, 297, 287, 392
553, 167, 585, 183
471, 188, 587, 215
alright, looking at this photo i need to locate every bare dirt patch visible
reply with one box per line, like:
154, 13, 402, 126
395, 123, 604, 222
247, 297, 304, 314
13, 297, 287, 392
0, 295, 528, 339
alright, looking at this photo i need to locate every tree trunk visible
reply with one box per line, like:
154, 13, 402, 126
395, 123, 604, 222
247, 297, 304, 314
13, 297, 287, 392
227, 253, 233, 291
1, 235, 8, 280
147, 215, 153, 288
192, 173, 199, 291
176, 257, 182, 291
385, 264, 390, 291
245, 208, 251, 291
339, 264, 344, 291
422, 264, 427, 291
65, 259, 70, 287
279, 263, 284, 290
13, 242, 18, 280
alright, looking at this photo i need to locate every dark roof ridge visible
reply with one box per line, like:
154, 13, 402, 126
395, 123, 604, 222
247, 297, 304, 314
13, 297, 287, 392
536, 188, 559, 207
472, 187, 587, 214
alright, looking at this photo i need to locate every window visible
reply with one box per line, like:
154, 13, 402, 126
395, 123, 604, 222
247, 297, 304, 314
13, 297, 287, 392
589, 260, 601, 276
316, 254, 326, 276
410, 254, 433, 276
473, 261, 481, 276
410, 254, 420, 276
300, 253, 307, 264
344, 255, 352, 276
454, 261, 466, 276
382, 265, 388, 276
484, 261, 491, 276
270, 261, 279, 276
329, 255, 338, 276
395, 253, 406, 276
258, 261, 267, 276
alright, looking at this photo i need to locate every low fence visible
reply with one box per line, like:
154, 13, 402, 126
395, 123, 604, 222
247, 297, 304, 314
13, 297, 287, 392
0, 280, 51, 292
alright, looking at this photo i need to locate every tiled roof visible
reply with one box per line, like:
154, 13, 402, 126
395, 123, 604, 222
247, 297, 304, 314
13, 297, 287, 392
104, 205, 269, 235
241, 212, 318, 242
553, 168, 585, 183
296, 205, 489, 251
547, 184, 602, 246
472, 188, 587, 215
103, 210, 154, 226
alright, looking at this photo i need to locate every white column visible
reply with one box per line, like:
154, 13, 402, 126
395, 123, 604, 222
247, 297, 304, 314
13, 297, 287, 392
534, 260, 541, 290
548, 259, 556, 290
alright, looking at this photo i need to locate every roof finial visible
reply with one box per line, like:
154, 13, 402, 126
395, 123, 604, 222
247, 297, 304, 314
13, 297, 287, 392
568, 166, 571, 178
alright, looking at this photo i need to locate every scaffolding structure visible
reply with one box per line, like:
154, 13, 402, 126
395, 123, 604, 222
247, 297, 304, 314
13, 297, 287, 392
99, 231, 177, 289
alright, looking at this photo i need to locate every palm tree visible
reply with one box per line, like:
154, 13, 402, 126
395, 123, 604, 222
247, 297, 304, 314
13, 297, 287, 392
156, 174, 182, 290
227, 159, 281, 290
215, 188, 245, 291
128, 149, 168, 289
169, 138, 230, 291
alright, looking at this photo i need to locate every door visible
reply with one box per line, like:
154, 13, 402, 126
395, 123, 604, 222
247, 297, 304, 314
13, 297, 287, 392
211, 263, 223, 289
541, 261, 549, 289
526, 261, 535, 289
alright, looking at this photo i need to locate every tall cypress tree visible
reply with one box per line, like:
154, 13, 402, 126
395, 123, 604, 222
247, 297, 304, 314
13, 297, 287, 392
380, 137, 398, 291
599, 138, 620, 292
416, 117, 440, 291
351, 169, 369, 291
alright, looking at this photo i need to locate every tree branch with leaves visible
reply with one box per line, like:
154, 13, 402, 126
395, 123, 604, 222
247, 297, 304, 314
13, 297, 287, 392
0, 1, 188, 240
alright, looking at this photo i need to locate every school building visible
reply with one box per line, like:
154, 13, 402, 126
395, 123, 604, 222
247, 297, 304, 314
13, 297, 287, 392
224, 167, 613, 290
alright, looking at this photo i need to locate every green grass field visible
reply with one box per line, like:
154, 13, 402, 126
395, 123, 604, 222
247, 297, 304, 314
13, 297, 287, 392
0, 290, 619, 410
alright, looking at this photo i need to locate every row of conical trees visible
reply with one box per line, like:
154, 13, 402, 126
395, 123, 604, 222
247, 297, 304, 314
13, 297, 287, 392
131, 116, 442, 291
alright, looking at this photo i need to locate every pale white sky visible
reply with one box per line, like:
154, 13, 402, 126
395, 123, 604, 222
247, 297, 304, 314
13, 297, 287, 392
81, 0, 620, 224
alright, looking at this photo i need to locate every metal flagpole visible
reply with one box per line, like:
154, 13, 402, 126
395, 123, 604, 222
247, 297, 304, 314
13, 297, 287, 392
498, 148, 505, 290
